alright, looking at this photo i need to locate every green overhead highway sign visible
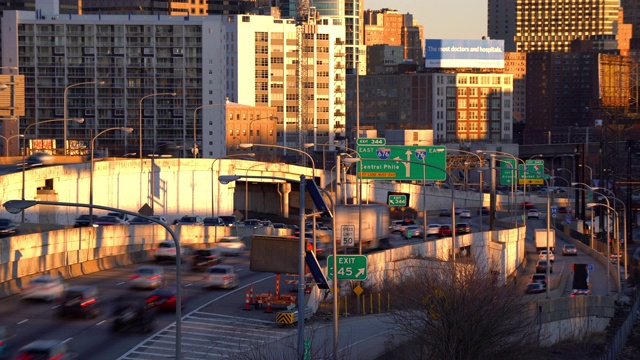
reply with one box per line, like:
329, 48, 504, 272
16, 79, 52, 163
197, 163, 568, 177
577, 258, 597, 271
356, 145, 447, 181
356, 138, 386, 146
499, 158, 517, 186
388, 194, 407, 207
327, 255, 368, 280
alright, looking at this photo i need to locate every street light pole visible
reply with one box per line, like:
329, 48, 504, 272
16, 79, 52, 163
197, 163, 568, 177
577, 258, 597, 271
192, 99, 229, 158
249, 115, 278, 147
63, 81, 105, 155
149, 143, 184, 215
3, 199, 184, 360
21, 118, 84, 222
138, 92, 176, 159
90, 127, 133, 225
0, 134, 23, 157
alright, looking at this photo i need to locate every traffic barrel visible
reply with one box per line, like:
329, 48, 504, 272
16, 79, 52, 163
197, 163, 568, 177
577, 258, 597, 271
243, 289, 251, 311
265, 292, 272, 313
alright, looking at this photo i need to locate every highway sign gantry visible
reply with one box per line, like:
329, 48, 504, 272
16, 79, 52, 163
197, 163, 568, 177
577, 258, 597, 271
327, 255, 368, 280
356, 145, 447, 181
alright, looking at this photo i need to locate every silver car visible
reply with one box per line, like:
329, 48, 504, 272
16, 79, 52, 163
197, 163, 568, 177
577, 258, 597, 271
129, 266, 165, 289
202, 265, 239, 289
22, 275, 66, 302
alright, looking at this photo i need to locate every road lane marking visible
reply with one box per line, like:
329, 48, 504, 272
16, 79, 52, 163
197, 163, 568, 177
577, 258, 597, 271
17, 319, 28, 325
117, 282, 126, 285
97, 320, 107, 326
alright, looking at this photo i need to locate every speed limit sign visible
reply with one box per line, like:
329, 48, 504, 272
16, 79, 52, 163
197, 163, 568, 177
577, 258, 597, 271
341, 225, 355, 246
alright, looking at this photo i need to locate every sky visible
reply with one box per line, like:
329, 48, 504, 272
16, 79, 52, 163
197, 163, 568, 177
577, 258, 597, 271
363, 0, 488, 40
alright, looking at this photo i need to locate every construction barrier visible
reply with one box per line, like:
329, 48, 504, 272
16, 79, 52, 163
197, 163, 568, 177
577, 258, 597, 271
275, 307, 313, 325
243, 289, 252, 311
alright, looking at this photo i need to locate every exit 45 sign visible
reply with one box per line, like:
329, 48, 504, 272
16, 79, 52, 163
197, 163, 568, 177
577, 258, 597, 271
327, 255, 368, 280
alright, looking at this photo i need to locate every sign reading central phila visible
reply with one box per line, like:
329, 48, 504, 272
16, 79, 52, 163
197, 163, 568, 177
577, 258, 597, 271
356, 145, 447, 181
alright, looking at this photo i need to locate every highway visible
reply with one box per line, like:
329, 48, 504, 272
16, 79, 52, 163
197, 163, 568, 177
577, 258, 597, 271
0, 208, 612, 358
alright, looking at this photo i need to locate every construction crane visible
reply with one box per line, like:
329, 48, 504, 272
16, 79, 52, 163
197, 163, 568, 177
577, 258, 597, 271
295, 1, 316, 166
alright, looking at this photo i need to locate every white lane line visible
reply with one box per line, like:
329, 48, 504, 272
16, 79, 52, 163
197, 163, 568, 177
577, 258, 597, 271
17, 319, 28, 325
97, 320, 107, 326
117, 281, 126, 285
62, 337, 73, 343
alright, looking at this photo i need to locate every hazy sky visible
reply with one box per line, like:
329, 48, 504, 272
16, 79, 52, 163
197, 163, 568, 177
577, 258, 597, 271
364, 0, 488, 39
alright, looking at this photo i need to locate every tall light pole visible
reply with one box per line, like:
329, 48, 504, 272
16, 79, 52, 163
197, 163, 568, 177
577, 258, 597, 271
587, 202, 618, 294
138, 92, 176, 159
0, 134, 23, 157
192, 99, 229, 158
218, 174, 334, 360
90, 127, 133, 225
21, 118, 84, 222
579, 164, 594, 185
63, 81, 105, 155
3, 199, 184, 360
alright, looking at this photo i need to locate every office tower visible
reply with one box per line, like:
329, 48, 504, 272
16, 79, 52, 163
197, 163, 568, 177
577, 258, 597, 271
81, 0, 209, 15
488, 0, 619, 52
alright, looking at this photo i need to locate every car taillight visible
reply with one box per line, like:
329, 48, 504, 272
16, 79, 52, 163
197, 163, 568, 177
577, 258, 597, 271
149, 275, 161, 280
167, 296, 176, 303
130, 275, 140, 280
81, 298, 96, 307
146, 295, 159, 303
223, 276, 232, 281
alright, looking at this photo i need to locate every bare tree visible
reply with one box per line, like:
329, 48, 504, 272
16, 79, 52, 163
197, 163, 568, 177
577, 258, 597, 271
383, 259, 539, 360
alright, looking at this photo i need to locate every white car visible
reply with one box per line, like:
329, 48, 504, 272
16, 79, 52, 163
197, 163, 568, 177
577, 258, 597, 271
539, 250, 555, 262
22, 275, 66, 302
426, 224, 441, 236
202, 265, 239, 289
216, 236, 246, 256
527, 209, 540, 219
152, 240, 190, 262
129, 265, 165, 289
459, 210, 472, 218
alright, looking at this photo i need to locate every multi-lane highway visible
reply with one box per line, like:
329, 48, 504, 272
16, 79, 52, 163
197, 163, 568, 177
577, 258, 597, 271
0, 207, 611, 359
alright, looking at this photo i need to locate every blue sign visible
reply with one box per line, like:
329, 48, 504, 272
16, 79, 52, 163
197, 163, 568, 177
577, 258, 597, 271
550, 206, 557, 215
376, 148, 390, 160
588, 264, 594, 271
414, 149, 427, 161
425, 39, 505, 69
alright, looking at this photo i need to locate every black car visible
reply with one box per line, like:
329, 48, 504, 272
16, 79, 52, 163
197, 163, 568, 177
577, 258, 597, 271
191, 248, 221, 271
203, 217, 225, 226
73, 215, 100, 228
439, 209, 452, 217
218, 215, 237, 227
455, 223, 471, 234
0, 218, 19, 235
110, 294, 158, 333
59, 285, 101, 319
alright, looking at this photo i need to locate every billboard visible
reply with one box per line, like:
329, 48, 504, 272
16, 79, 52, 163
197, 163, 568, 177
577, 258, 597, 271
425, 39, 504, 69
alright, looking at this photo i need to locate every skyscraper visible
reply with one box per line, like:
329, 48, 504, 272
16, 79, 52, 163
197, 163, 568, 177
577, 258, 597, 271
488, 0, 619, 52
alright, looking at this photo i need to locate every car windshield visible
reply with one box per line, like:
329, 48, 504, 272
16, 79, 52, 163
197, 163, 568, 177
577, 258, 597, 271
137, 268, 158, 275
159, 242, 174, 248
181, 217, 197, 222
32, 277, 55, 285
207, 268, 229, 274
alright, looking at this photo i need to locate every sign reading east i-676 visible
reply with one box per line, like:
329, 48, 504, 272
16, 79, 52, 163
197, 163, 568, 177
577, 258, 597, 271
356, 145, 447, 181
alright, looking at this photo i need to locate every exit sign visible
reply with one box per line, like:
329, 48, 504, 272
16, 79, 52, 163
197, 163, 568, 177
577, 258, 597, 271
388, 194, 407, 207
327, 255, 368, 280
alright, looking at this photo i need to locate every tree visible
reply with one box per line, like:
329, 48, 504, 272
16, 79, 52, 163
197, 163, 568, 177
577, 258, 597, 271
383, 259, 539, 360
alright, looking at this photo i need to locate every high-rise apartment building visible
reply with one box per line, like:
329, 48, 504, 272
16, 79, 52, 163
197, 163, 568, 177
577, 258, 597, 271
81, 0, 209, 15
2, 7, 345, 158
488, 0, 619, 52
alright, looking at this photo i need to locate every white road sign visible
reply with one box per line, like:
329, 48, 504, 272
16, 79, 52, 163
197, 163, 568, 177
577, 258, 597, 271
341, 225, 355, 246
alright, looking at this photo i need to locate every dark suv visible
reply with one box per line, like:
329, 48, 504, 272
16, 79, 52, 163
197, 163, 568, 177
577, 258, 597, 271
110, 294, 158, 333
59, 285, 100, 319
191, 248, 221, 271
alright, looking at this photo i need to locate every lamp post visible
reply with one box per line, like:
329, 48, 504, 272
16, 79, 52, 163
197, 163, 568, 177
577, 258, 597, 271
21, 118, 84, 222
90, 127, 133, 225
138, 92, 176, 159
63, 81, 105, 155
2, 199, 184, 359
579, 164, 594, 185
239, 143, 317, 248
587, 202, 618, 294
477, 150, 526, 227
192, 99, 229, 158
0, 134, 22, 157
218, 174, 334, 360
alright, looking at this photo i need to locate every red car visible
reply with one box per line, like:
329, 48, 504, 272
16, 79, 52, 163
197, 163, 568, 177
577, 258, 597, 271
146, 288, 187, 312
438, 224, 453, 237
518, 202, 536, 210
